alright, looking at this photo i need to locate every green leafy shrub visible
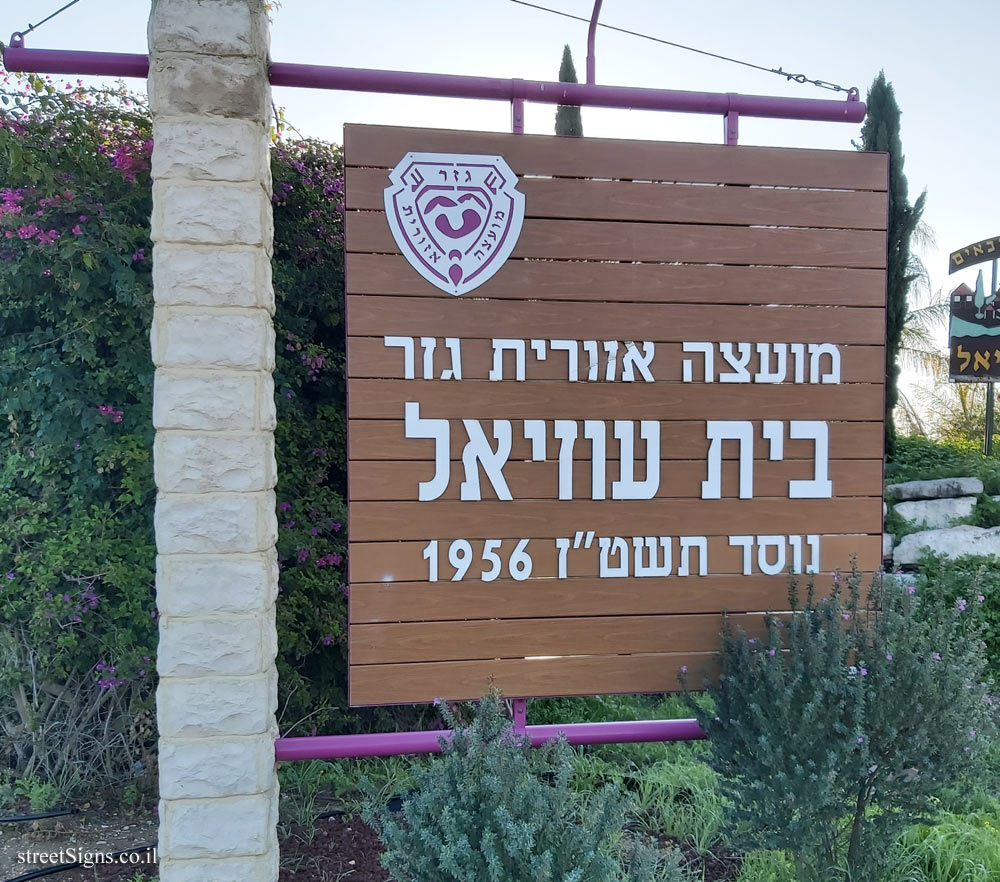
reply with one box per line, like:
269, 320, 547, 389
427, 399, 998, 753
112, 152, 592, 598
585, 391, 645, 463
0, 72, 157, 797
911, 553, 1000, 683
885, 811, 1000, 882
886, 435, 1000, 494
364, 692, 686, 882
685, 565, 994, 882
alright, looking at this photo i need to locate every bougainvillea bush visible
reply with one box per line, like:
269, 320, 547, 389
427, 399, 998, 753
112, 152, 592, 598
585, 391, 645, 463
0, 70, 353, 797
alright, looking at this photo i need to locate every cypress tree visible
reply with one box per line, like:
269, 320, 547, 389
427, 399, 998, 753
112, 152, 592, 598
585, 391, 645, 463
554, 44, 583, 136
859, 71, 925, 459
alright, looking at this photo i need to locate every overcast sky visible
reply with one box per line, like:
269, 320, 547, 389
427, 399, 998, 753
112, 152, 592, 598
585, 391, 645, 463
2, 0, 994, 305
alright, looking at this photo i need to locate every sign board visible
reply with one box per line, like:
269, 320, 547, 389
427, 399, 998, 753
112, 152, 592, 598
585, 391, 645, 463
344, 124, 888, 706
949, 236, 1000, 274
949, 270, 1000, 382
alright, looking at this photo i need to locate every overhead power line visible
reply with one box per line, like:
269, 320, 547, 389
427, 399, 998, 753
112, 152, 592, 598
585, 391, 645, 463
509, 0, 858, 97
14, 0, 84, 39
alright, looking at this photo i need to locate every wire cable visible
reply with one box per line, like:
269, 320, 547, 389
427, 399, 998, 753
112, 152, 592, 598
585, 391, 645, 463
509, 0, 858, 97
14, 0, 84, 40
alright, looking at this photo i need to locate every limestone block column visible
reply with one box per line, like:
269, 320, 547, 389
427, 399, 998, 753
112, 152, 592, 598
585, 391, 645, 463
148, 2, 279, 880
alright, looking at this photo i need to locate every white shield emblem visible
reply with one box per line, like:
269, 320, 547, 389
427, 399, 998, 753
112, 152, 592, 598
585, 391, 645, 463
383, 152, 525, 296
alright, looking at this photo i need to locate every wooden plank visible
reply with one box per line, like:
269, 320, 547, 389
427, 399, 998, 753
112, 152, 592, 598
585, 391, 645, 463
348, 419, 884, 462
345, 297, 886, 345
347, 212, 887, 269
349, 651, 719, 705
348, 534, 882, 583
347, 379, 885, 421
346, 254, 887, 307
344, 125, 889, 191
349, 497, 882, 542
352, 612, 771, 664
350, 572, 865, 623
347, 167, 888, 230
349, 458, 883, 502
348, 337, 885, 383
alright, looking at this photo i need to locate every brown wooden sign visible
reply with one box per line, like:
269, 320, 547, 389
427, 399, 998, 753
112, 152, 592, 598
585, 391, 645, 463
344, 124, 888, 706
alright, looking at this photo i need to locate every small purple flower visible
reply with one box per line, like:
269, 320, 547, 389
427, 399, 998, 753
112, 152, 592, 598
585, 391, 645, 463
886, 653, 893, 662
279, 501, 292, 512
44, 592, 52, 598
977, 594, 985, 603
282, 520, 296, 529
932, 652, 942, 661
957, 598, 967, 612
768, 648, 776, 657
969, 728, 977, 738
748, 638, 756, 644
857, 736, 865, 744
321, 634, 333, 646
296, 548, 311, 563
332, 521, 342, 532
842, 612, 851, 621
309, 528, 318, 536
5, 571, 14, 580
907, 585, 916, 595
150, 608, 160, 621
859, 667, 868, 676
680, 665, 688, 674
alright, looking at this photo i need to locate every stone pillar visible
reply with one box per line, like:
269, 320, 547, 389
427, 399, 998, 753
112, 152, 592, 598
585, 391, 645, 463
148, 2, 279, 880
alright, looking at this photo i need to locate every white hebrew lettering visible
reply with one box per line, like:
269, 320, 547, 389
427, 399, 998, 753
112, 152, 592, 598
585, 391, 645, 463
555, 536, 571, 579
622, 341, 655, 382
789, 534, 803, 574
522, 420, 547, 461
404, 401, 450, 500
583, 420, 607, 500
489, 338, 526, 381
679, 536, 708, 576
755, 342, 787, 383
598, 536, 629, 577
756, 535, 786, 575
441, 337, 463, 380
682, 342, 714, 382
553, 420, 578, 500
808, 343, 840, 384
550, 340, 579, 382
719, 341, 752, 383
460, 420, 513, 501
789, 343, 806, 383
729, 535, 754, 575
762, 420, 784, 461
603, 341, 619, 381
788, 421, 832, 498
583, 340, 600, 381
633, 536, 672, 577
806, 534, 820, 574
530, 339, 547, 360
612, 420, 661, 499
385, 335, 415, 380
419, 336, 436, 380
702, 421, 754, 499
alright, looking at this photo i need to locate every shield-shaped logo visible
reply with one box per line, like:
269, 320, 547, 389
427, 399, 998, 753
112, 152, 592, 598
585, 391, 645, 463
383, 152, 525, 296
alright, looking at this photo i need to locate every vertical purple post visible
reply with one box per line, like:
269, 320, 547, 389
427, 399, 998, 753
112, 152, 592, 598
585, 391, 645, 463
511, 98, 525, 134
512, 699, 528, 735
725, 106, 739, 145
586, 0, 604, 85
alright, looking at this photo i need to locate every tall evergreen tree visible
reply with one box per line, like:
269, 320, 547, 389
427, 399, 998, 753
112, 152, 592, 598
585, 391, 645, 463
555, 44, 583, 136
859, 71, 925, 459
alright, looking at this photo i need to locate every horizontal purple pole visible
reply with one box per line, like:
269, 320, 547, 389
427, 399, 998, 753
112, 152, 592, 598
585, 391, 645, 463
2, 45, 865, 124
275, 718, 706, 761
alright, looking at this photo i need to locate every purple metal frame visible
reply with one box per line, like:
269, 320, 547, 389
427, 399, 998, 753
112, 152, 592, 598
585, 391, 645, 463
2, 28, 867, 759
275, 718, 706, 761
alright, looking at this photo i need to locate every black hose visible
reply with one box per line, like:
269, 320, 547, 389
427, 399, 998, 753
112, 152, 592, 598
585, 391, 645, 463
4, 843, 156, 882
0, 808, 78, 824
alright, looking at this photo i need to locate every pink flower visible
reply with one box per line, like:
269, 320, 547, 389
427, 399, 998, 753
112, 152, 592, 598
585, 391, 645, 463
886, 653, 893, 662
321, 634, 333, 646
131, 248, 145, 263
680, 665, 688, 674
907, 585, 916, 595
71, 225, 82, 236
859, 667, 868, 676
977, 594, 985, 603
932, 652, 942, 661
279, 501, 291, 512
856, 736, 865, 744
842, 612, 851, 621
956, 598, 967, 612
768, 648, 776, 657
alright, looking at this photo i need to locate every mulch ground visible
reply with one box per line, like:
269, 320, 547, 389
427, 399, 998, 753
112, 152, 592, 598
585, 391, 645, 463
1, 809, 743, 882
